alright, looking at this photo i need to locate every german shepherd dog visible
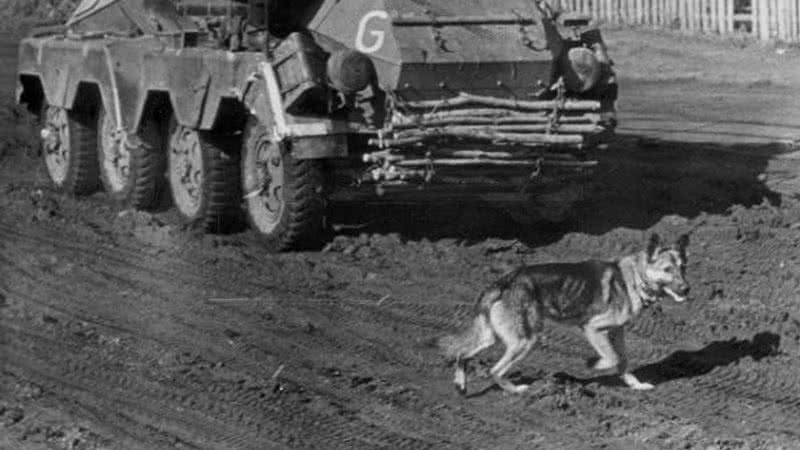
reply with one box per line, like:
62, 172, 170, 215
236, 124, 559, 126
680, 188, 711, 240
440, 233, 690, 394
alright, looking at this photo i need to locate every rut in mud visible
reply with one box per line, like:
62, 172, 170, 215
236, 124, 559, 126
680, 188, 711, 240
5, 30, 800, 449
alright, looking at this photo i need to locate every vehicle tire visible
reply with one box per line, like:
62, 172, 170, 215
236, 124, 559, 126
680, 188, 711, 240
241, 120, 325, 252
40, 104, 99, 195
97, 108, 166, 209
167, 121, 241, 232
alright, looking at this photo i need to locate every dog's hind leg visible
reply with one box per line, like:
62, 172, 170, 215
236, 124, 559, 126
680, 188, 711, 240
609, 327, 654, 390
453, 315, 496, 395
490, 336, 538, 394
488, 302, 538, 394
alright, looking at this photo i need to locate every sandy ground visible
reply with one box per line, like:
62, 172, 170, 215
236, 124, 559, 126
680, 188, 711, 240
3, 24, 800, 450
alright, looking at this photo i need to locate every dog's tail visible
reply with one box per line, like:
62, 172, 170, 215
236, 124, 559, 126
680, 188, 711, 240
438, 287, 501, 362
437, 314, 491, 363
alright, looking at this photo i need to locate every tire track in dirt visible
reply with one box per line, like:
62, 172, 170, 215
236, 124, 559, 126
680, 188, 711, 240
0, 220, 599, 449
5, 218, 800, 443
0, 369, 204, 450
2, 342, 280, 450
0, 221, 271, 296
2, 224, 515, 448
2, 295, 452, 450
1, 219, 458, 370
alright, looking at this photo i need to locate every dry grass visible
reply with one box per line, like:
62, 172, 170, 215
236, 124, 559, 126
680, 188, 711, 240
605, 25, 800, 86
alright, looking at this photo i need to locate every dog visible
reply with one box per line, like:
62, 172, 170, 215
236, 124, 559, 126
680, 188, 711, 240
439, 233, 690, 395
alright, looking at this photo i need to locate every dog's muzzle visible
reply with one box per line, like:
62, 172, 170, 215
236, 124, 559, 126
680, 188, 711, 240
663, 284, 690, 303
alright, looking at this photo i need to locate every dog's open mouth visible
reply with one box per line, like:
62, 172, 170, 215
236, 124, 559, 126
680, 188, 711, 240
662, 287, 687, 303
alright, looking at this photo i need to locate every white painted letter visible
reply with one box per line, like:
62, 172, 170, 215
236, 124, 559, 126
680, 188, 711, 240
356, 10, 389, 54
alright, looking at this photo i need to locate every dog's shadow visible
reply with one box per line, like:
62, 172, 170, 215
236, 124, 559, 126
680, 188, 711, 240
557, 331, 781, 388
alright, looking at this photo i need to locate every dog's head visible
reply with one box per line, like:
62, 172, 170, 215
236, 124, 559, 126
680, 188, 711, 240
641, 233, 690, 303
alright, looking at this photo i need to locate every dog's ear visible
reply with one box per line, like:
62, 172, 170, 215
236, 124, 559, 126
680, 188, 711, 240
646, 233, 660, 261
675, 234, 689, 259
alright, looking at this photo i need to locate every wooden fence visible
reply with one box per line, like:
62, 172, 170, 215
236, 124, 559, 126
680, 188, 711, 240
560, 0, 800, 42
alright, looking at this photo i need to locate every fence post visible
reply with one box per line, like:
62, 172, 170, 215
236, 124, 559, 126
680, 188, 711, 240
694, 0, 700, 32
772, 0, 779, 40
787, 0, 793, 41
608, 0, 615, 24
760, 0, 771, 40
651, 0, 656, 26
670, 0, 677, 28
623, 0, 631, 23
769, 0, 776, 40
725, 0, 733, 33
639, 0, 646, 24
683, 0, 689, 30
643, 0, 648, 26
780, 0, 789, 41
752, 0, 759, 38
700, 0, 706, 31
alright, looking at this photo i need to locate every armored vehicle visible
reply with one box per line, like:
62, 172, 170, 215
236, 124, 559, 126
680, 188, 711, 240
17, 0, 617, 251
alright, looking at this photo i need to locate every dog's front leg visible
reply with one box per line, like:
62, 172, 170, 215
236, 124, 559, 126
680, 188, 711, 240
584, 326, 618, 371
609, 327, 654, 390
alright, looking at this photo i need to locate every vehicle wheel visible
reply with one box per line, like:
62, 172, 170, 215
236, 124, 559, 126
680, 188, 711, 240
241, 120, 325, 252
167, 121, 241, 231
97, 108, 166, 209
40, 104, 99, 195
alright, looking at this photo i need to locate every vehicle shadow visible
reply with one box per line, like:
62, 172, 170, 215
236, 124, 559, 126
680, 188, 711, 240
554, 331, 781, 388
329, 135, 788, 246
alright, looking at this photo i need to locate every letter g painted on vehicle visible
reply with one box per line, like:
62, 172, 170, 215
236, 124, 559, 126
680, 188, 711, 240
356, 10, 389, 54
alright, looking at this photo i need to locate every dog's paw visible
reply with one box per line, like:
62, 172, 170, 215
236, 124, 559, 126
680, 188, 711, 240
495, 377, 531, 395
511, 383, 531, 394
622, 373, 654, 390
499, 383, 530, 395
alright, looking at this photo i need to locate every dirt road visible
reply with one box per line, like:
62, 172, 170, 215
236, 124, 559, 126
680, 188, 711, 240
3, 32, 800, 450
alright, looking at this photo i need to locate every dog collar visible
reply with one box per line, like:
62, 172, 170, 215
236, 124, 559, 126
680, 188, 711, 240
632, 267, 659, 306
640, 284, 660, 305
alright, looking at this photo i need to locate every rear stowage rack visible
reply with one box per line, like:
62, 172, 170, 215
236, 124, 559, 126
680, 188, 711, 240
377, 89, 606, 147
360, 87, 609, 186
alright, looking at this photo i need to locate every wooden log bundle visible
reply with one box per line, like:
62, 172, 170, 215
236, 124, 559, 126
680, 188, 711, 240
400, 92, 601, 112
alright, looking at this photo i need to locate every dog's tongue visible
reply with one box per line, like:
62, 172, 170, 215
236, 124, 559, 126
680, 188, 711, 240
663, 287, 686, 303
